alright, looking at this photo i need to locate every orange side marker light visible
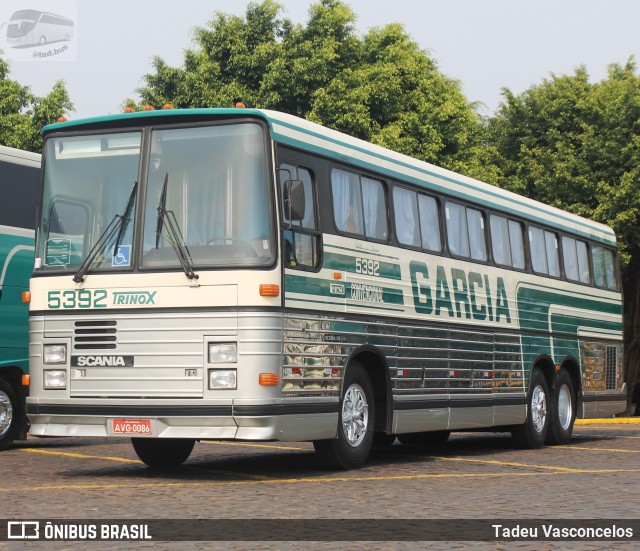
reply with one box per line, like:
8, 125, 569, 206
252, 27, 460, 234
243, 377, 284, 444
259, 284, 280, 297
259, 373, 280, 386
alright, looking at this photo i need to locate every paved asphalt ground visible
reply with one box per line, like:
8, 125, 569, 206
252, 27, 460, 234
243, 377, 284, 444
1, 418, 639, 550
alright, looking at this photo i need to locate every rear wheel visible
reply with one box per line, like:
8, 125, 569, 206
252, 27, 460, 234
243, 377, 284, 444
314, 363, 374, 469
511, 367, 549, 449
397, 430, 450, 447
131, 438, 195, 468
546, 369, 576, 445
0, 380, 20, 451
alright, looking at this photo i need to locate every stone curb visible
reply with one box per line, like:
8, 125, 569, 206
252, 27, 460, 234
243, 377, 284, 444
575, 417, 640, 425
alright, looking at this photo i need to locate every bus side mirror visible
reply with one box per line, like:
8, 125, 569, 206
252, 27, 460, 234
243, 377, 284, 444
285, 179, 305, 222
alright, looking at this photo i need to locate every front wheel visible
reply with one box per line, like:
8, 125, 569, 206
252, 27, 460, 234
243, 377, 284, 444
0, 380, 20, 451
511, 367, 549, 449
314, 363, 374, 469
131, 438, 195, 468
546, 369, 576, 445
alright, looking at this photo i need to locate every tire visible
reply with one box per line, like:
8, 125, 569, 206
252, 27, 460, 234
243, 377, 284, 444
0, 379, 20, 451
546, 369, 576, 445
314, 363, 374, 469
397, 430, 450, 447
511, 367, 549, 449
131, 438, 195, 468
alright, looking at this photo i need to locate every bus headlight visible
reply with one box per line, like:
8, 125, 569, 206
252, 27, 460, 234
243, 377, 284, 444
208, 342, 237, 363
208, 369, 237, 390
43, 369, 67, 390
44, 344, 67, 364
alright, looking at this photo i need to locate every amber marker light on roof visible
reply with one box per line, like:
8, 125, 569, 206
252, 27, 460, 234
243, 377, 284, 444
143, 105, 155, 111
123, 106, 135, 113
259, 373, 280, 386
259, 284, 280, 297
163, 103, 174, 109
57, 116, 68, 122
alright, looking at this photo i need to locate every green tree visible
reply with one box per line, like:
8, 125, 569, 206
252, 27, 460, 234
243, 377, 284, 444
488, 59, 640, 408
133, 0, 489, 178
0, 53, 73, 152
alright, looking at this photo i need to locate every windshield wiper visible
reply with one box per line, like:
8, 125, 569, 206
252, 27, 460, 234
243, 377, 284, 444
73, 181, 138, 283
155, 173, 199, 281
113, 180, 138, 254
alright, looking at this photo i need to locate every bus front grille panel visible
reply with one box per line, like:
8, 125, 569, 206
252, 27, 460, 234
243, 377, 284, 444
283, 314, 525, 396
73, 320, 118, 350
57, 311, 240, 398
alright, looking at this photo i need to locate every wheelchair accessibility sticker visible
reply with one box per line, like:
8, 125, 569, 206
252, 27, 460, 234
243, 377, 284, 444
112, 245, 131, 267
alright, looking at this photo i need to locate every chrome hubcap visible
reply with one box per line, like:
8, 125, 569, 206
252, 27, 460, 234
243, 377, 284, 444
342, 383, 369, 447
558, 384, 572, 430
0, 391, 13, 437
531, 385, 547, 433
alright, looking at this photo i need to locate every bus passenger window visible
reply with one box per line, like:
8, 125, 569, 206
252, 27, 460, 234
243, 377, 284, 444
509, 220, 526, 269
563, 236, 590, 283
466, 208, 487, 261
592, 245, 618, 290
446, 202, 469, 257
545, 231, 560, 277
418, 194, 441, 253
362, 177, 388, 241
490, 215, 525, 269
332, 169, 364, 235
530, 226, 560, 277
393, 187, 420, 247
332, 169, 387, 241
576, 240, 590, 283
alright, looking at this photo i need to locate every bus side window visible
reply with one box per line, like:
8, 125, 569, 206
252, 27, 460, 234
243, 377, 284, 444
490, 215, 525, 269
563, 236, 591, 284
529, 226, 560, 277
592, 245, 618, 290
417, 194, 441, 253
393, 187, 420, 247
332, 168, 388, 241
394, 187, 441, 253
280, 163, 319, 269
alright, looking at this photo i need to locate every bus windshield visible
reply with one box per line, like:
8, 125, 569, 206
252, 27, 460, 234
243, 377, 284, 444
141, 123, 273, 269
7, 11, 38, 38
35, 122, 274, 274
37, 132, 142, 272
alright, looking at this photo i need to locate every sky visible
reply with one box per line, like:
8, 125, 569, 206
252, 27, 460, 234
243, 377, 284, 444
1, 0, 640, 120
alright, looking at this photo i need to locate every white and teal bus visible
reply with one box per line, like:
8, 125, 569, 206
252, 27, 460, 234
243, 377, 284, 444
0, 145, 40, 449
26, 108, 626, 469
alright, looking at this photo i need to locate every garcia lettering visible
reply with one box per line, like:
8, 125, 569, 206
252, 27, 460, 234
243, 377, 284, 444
410, 261, 512, 324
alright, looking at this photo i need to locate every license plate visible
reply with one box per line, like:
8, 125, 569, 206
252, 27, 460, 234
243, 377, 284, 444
112, 418, 153, 435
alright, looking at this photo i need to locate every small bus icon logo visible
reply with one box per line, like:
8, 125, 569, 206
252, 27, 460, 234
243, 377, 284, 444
2, 9, 74, 48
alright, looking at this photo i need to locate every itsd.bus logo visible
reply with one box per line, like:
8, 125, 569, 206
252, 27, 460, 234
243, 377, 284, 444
0, 1, 77, 62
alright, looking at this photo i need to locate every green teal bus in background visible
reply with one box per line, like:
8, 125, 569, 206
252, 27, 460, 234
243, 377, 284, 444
0, 145, 40, 449
25, 109, 627, 469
